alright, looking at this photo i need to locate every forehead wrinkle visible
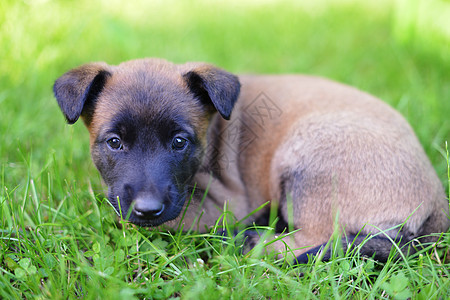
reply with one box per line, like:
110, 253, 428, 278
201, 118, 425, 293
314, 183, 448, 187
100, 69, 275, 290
89, 74, 177, 128
106, 104, 197, 138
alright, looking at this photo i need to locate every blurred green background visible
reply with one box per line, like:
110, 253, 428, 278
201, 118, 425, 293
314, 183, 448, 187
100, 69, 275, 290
0, 0, 449, 297
0, 0, 449, 208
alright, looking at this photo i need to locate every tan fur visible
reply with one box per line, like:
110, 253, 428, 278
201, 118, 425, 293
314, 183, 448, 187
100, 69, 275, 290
166, 74, 449, 258
54, 58, 449, 260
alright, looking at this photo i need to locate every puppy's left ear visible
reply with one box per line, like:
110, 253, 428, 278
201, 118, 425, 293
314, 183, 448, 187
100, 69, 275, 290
183, 64, 240, 120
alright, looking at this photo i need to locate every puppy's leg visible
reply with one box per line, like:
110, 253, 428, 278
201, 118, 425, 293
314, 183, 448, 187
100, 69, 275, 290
294, 234, 414, 263
244, 227, 331, 261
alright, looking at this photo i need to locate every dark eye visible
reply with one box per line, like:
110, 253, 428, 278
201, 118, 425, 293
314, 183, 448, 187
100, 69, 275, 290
106, 137, 123, 150
172, 136, 188, 150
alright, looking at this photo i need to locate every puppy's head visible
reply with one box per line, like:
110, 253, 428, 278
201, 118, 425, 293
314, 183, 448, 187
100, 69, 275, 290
53, 58, 240, 226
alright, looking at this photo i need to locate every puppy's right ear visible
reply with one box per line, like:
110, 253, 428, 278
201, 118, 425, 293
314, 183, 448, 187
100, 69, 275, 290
53, 62, 111, 125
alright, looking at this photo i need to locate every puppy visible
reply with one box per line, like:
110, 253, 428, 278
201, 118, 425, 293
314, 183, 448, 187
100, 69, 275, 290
54, 58, 449, 262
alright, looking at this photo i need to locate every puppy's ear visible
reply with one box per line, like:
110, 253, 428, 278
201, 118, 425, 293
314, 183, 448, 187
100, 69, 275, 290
183, 64, 240, 120
53, 62, 111, 125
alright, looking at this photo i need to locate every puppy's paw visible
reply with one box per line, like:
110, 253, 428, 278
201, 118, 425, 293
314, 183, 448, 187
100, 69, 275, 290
242, 230, 261, 252
215, 229, 263, 253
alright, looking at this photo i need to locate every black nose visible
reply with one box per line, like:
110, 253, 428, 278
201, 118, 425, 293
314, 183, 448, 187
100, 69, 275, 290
132, 198, 165, 219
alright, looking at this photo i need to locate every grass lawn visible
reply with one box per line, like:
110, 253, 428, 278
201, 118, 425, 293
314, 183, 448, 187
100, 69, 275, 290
1, 0, 449, 298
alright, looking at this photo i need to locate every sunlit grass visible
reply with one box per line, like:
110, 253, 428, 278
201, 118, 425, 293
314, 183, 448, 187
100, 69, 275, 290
1, 0, 449, 298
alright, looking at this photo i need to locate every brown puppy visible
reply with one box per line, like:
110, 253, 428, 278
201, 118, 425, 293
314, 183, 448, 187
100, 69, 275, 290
54, 58, 449, 262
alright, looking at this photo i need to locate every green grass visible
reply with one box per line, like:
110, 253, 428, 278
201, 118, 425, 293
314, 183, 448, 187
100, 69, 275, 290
1, 0, 449, 298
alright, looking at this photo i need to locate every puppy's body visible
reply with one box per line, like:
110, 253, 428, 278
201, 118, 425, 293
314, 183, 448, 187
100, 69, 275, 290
175, 74, 449, 257
54, 58, 449, 261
